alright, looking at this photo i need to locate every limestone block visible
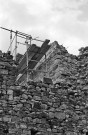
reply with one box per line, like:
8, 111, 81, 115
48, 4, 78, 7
9, 128, 17, 134
36, 86, 41, 91
82, 119, 87, 124
83, 86, 88, 90
22, 94, 28, 99
22, 129, 31, 134
54, 112, 65, 120
20, 99, 26, 103
0, 117, 2, 121
3, 116, 11, 122
52, 128, 57, 133
59, 104, 67, 110
0, 110, 3, 113
47, 128, 52, 132
49, 108, 55, 112
66, 132, 77, 135
72, 114, 79, 121
2, 101, 7, 107
9, 95, 13, 100
7, 89, 13, 95
48, 112, 54, 118
41, 87, 46, 91
16, 103, 23, 108
20, 123, 27, 129
41, 104, 48, 109
33, 96, 41, 101
0, 69, 8, 75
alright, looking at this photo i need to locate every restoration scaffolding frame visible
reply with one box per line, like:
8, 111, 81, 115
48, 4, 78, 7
0, 27, 49, 83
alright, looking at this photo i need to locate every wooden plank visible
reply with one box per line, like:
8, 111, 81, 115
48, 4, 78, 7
18, 45, 40, 72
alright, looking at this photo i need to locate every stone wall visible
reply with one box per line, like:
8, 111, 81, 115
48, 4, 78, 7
1, 46, 88, 135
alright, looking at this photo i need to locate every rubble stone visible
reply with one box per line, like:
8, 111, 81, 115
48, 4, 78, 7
1, 44, 88, 135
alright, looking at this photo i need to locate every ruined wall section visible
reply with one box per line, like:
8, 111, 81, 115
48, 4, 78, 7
33, 41, 78, 84
1, 48, 88, 134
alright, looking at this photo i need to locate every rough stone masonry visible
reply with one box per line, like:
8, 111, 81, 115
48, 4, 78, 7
1, 44, 88, 135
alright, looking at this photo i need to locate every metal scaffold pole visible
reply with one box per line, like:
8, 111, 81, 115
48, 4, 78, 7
45, 54, 47, 77
15, 31, 17, 61
25, 39, 29, 83
10, 30, 12, 54
0, 26, 50, 84
25, 36, 32, 83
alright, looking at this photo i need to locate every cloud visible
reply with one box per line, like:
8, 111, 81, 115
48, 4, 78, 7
0, 0, 52, 52
51, 0, 82, 12
59, 16, 88, 41
0, 0, 88, 55
0, 0, 52, 28
0, 0, 36, 28
77, 0, 88, 21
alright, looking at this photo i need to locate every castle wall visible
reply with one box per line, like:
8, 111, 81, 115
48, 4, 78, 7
1, 46, 88, 135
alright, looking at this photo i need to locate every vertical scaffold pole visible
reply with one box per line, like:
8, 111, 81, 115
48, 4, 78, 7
26, 38, 29, 83
10, 30, 12, 54
15, 31, 17, 61
45, 54, 47, 77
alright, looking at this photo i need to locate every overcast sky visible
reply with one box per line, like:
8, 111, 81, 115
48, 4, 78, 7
0, 0, 88, 55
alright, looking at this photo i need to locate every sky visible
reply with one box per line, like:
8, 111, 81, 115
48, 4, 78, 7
0, 0, 88, 55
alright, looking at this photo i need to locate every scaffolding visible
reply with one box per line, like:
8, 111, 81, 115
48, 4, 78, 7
0, 27, 50, 83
